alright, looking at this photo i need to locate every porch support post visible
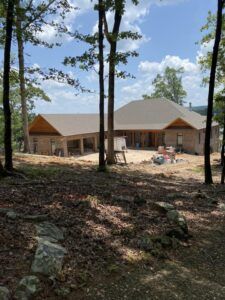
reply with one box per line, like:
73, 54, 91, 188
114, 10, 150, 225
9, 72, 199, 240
80, 138, 84, 155
141, 132, 144, 148
62, 138, 68, 157
132, 131, 135, 148
93, 135, 98, 152
154, 133, 157, 147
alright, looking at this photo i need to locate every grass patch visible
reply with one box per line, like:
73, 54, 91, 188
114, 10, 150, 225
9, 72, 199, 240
192, 164, 221, 177
96, 164, 111, 173
18, 165, 63, 179
192, 166, 204, 174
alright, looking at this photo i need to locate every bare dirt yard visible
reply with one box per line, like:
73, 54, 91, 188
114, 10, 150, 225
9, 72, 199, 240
0, 151, 225, 299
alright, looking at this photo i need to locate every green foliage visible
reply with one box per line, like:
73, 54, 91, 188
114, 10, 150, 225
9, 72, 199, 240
199, 9, 225, 129
142, 94, 154, 100
199, 10, 225, 85
64, 0, 141, 82
214, 90, 225, 128
0, 69, 50, 150
146, 67, 187, 105
0, 0, 77, 48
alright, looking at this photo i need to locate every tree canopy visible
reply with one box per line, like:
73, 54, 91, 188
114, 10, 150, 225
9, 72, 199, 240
0, 69, 50, 150
144, 67, 187, 105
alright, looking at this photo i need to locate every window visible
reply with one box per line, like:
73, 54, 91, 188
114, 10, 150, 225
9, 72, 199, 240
199, 132, 201, 144
177, 133, 183, 147
33, 138, 38, 154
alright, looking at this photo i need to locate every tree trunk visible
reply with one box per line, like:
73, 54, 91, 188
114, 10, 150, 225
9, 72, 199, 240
221, 115, 225, 183
221, 114, 225, 166
0, 159, 4, 173
204, 0, 223, 184
107, 44, 116, 165
3, 0, 14, 172
16, 0, 31, 153
98, 0, 106, 170
0, 160, 6, 177
106, 9, 122, 165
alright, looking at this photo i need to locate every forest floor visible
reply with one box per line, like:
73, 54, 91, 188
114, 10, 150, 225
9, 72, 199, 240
0, 152, 225, 299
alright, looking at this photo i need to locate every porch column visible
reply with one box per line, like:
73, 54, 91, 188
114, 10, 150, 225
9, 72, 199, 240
132, 132, 135, 148
93, 136, 98, 152
80, 138, 84, 155
154, 133, 157, 148
62, 138, 68, 157
141, 132, 145, 148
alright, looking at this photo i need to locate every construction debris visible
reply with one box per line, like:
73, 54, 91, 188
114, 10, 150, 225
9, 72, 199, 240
151, 146, 187, 165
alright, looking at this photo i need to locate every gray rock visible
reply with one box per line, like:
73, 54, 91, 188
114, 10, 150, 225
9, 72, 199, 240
167, 193, 188, 200
218, 203, 225, 211
166, 210, 188, 233
166, 209, 179, 221
15, 275, 41, 299
6, 211, 18, 220
166, 228, 186, 240
31, 238, 67, 276
0, 208, 12, 215
14, 291, 28, 300
167, 193, 179, 200
22, 214, 49, 222
177, 215, 188, 232
54, 287, 71, 297
35, 222, 64, 241
154, 202, 174, 212
0, 286, 10, 300
112, 195, 133, 203
159, 235, 172, 247
35, 236, 58, 243
137, 236, 154, 251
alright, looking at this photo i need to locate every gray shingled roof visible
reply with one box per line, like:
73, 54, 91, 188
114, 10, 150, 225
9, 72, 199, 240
115, 99, 208, 130
41, 114, 104, 136
36, 99, 215, 136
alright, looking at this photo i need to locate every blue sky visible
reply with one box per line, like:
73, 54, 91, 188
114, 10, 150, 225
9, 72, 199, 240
1, 0, 216, 113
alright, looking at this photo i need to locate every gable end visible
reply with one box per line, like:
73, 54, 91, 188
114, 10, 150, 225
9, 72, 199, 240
29, 115, 61, 136
164, 118, 195, 130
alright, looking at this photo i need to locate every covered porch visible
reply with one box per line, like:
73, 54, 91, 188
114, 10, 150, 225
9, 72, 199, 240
116, 130, 164, 149
63, 133, 98, 157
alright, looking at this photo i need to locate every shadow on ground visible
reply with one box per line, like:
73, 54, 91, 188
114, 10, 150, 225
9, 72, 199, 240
0, 156, 225, 299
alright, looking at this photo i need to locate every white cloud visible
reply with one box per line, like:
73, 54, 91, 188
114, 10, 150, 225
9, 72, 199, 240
35, 78, 98, 113
37, 0, 186, 48
139, 55, 199, 74
92, 0, 151, 52
121, 53, 208, 107
196, 40, 214, 63
35, 0, 96, 44
33, 0, 197, 113
92, 0, 187, 52
36, 24, 72, 44
35, 48, 209, 113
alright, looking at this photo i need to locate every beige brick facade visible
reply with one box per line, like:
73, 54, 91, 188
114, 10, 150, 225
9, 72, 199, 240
29, 133, 99, 156
30, 125, 219, 157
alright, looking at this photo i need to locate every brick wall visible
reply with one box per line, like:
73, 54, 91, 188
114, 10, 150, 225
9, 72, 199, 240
165, 126, 220, 154
29, 135, 63, 155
